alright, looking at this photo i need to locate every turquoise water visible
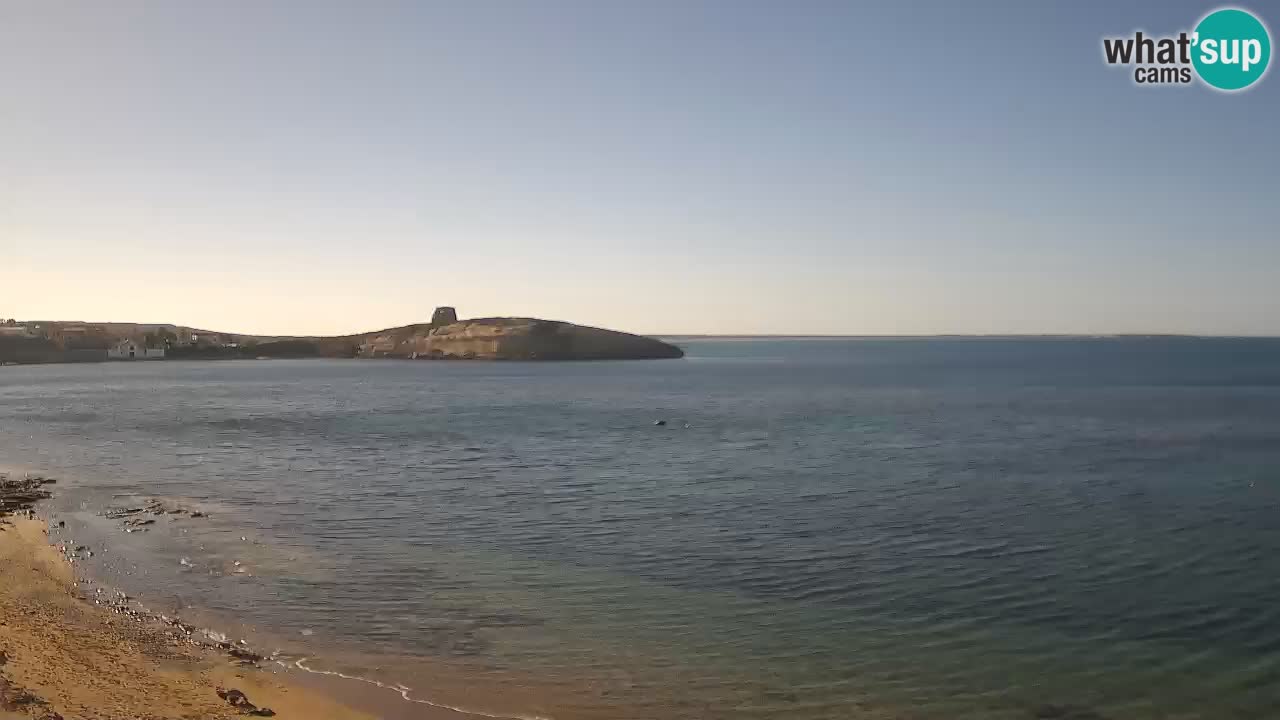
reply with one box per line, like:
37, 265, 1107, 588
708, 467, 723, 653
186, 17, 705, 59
2, 338, 1280, 719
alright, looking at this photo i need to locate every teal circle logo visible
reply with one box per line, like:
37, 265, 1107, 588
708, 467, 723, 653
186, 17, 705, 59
1192, 8, 1271, 91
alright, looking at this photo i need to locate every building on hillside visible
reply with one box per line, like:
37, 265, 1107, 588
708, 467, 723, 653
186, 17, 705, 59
431, 306, 459, 325
107, 338, 165, 360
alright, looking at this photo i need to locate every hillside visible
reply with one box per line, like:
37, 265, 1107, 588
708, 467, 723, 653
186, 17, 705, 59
1, 310, 683, 363
355, 317, 683, 360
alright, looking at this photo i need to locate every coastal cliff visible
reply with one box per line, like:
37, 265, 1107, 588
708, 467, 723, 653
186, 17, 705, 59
356, 316, 684, 361
0, 309, 684, 363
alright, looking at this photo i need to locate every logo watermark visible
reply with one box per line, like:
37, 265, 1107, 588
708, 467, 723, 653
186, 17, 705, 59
1102, 6, 1271, 91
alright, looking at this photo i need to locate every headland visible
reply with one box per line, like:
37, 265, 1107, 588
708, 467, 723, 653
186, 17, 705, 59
0, 308, 683, 365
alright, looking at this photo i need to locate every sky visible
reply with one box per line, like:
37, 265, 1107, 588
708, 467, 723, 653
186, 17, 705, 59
1, 0, 1277, 336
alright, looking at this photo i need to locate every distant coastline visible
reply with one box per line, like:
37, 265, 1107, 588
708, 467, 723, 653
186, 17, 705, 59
0, 307, 683, 365
8, 317, 1278, 366
660, 333, 1280, 341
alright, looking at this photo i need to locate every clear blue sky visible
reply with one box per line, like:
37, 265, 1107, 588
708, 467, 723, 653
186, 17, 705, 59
2, 1, 1276, 335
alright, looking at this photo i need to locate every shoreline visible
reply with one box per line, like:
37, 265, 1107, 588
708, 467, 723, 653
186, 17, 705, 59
0, 508, 381, 719
0, 470, 567, 720
1, 472, 495, 720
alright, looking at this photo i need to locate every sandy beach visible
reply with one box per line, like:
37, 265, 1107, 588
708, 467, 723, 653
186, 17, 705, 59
0, 467, 576, 720
0, 507, 378, 720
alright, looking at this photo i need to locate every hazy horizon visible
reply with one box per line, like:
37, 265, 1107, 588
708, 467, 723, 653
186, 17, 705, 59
3, 1, 1277, 336
10, 312, 1280, 338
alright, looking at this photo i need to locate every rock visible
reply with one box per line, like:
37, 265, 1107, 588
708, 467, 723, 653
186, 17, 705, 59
217, 687, 252, 707
216, 687, 274, 716
1, 475, 57, 517
0, 683, 47, 709
227, 646, 263, 663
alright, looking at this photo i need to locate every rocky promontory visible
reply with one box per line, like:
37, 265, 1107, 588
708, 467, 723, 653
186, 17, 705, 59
1, 309, 683, 363
356, 314, 683, 361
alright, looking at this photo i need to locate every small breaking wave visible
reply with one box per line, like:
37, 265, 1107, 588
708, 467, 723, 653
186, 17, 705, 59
291, 657, 555, 720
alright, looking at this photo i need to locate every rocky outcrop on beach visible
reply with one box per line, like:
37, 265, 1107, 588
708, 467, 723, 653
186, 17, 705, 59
357, 314, 684, 361
0, 474, 54, 517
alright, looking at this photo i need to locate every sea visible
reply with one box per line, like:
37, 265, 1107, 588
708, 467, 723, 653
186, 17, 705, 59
2, 337, 1280, 720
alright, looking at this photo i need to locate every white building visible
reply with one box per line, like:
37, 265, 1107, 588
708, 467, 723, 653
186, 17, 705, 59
108, 339, 165, 360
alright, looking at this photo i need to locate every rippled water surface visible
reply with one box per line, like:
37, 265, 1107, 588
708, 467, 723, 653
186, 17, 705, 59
3, 338, 1280, 719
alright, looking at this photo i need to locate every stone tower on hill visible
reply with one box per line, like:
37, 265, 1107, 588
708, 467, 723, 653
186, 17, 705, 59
431, 306, 458, 326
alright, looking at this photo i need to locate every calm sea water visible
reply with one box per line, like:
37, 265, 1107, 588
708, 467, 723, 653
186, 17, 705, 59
3, 338, 1280, 719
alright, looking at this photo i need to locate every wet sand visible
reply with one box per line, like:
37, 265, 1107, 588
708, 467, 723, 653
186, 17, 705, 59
0, 514, 381, 720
